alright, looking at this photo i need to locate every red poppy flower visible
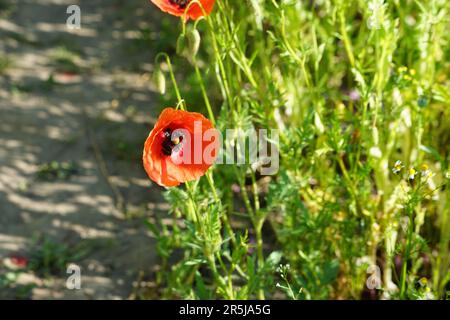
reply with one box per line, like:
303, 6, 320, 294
150, 0, 215, 21
143, 108, 219, 187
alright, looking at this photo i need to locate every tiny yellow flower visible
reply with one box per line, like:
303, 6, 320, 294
335, 211, 345, 222
409, 69, 416, 76
403, 74, 412, 81
419, 277, 428, 287
409, 167, 416, 180
398, 66, 408, 73
336, 102, 346, 118
420, 164, 433, 178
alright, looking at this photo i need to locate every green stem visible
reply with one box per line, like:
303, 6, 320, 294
234, 167, 265, 299
399, 205, 414, 299
206, 171, 236, 245
339, 11, 356, 69
186, 182, 231, 298
155, 53, 183, 106
250, 171, 265, 299
207, 12, 234, 110
337, 156, 361, 215
255, 219, 265, 300
193, 57, 216, 125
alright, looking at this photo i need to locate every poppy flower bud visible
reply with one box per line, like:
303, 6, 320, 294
176, 33, 188, 57
152, 66, 166, 95
186, 28, 201, 57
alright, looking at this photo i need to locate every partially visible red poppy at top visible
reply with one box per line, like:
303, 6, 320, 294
143, 108, 219, 187
150, 0, 215, 20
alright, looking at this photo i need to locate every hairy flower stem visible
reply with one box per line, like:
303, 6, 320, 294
233, 167, 265, 299
155, 53, 184, 107
191, 55, 235, 245
399, 208, 414, 299
207, 14, 234, 111
255, 219, 265, 300
206, 171, 236, 246
337, 156, 361, 215
186, 182, 231, 298
193, 56, 216, 125
338, 11, 356, 69
250, 171, 265, 300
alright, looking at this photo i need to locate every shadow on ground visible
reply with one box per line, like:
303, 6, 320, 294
0, 0, 175, 299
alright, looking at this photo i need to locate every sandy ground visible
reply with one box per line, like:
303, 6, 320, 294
0, 0, 170, 299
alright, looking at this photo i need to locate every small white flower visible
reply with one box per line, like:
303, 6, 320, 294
420, 164, 434, 179
392, 87, 403, 107
392, 160, 404, 174
369, 146, 382, 158
400, 108, 412, 128
367, 0, 390, 30
355, 256, 372, 267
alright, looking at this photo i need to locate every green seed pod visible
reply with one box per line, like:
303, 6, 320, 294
152, 67, 166, 95
186, 28, 201, 57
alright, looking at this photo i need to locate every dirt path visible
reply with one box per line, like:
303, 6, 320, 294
0, 0, 167, 299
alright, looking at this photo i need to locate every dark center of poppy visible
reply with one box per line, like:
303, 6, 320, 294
169, 0, 191, 9
161, 128, 184, 156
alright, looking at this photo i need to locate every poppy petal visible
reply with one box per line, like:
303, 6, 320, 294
149, 0, 215, 20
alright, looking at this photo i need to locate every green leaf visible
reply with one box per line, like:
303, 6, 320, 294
195, 271, 210, 300
320, 260, 340, 285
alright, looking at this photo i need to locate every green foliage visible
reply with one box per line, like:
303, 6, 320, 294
0, 54, 12, 74
36, 161, 79, 181
50, 46, 82, 73
0, 0, 14, 18
148, 0, 450, 300
28, 237, 89, 277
